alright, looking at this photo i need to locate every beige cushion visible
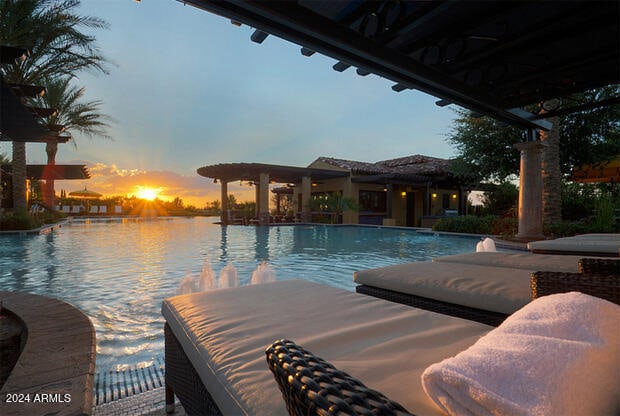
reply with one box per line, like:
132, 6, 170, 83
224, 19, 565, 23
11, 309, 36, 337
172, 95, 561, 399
528, 234, 620, 255
354, 261, 532, 314
433, 252, 582, 272
162, 280, 491, 416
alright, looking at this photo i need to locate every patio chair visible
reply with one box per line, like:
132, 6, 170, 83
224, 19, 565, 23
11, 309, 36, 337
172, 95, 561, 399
114, 205, 122, 214
99, 206, 107, 214
266, 272, 620, 416
354, 256, 616, 326
163, 272, 619, 415
527, 233, 620, 257
89, 205, 99, 214
578, 257, 620, 275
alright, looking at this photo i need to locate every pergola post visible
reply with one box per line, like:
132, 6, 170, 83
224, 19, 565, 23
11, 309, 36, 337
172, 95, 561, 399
385, 183, 393, 218
220, 180, 229, 225
258, 172, 270, 225
301, 176, 311, 222
514, 138, 546, 241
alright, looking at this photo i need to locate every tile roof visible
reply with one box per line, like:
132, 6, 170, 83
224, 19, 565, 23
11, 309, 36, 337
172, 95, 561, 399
313, 155, 449, 176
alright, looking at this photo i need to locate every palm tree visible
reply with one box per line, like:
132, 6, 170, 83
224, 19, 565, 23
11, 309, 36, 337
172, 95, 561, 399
35, 76, 111, 206
540, 116, 562, 224
0, 0, 110, 211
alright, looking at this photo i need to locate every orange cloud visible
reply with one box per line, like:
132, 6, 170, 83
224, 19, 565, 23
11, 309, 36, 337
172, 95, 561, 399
55, 161, 255, 208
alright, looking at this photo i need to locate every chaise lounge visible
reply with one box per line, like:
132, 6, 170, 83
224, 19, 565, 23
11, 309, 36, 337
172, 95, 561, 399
527, 233, 620, 257
354, 254, 616, 325
163, 268, 619, 415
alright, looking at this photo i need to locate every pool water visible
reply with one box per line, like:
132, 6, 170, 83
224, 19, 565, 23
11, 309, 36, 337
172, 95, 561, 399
0, 217, 478, 374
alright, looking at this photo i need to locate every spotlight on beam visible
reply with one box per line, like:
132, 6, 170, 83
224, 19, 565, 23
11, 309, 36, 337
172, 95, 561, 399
300, 47, 315, 57
332, 61, 351, 72
356, 68, 370, 76
435, 99, 451, 107
250, 30, 269, 44
391, 83, 409, 92
231, 20, 242, 27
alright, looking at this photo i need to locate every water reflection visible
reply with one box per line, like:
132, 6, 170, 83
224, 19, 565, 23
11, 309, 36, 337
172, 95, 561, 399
0, 217, 477, 374
254, 226, 270, 261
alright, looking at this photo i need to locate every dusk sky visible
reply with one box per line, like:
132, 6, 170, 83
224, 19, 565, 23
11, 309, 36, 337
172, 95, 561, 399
22, 0, 461, 207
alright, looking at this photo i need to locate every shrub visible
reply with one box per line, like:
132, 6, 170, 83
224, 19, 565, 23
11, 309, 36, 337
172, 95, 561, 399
480, 181, 518, 216
432, 215, 496, 234
561, 182, 596, 221
0, 210, 37, 230
544, 221, 592, 238
591, 195, 617, 232
491, 216, 518, 238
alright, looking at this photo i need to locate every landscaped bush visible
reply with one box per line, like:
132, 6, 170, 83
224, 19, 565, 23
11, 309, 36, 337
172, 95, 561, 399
544, 221, 593, 238
432, 215, 496, 234
0, 210, 38, 230
491, 216, 518, 238
591, 195, 617, 232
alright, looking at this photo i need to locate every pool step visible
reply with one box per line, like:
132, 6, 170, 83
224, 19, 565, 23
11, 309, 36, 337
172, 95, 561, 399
93, 358, 165, 405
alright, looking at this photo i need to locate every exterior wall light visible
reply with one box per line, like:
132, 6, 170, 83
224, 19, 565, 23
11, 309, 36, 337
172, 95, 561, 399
451, 193, 457, 199
401, 191, 407, 197
431, 193, 438, 199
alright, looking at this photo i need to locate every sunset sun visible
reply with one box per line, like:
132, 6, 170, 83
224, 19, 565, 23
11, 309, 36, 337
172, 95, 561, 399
135, 186, 160, 201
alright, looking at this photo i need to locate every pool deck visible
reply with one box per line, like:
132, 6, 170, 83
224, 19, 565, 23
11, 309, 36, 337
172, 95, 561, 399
93, 388, 185, 416
0, 291, 96, 416
0, 219, 70, 235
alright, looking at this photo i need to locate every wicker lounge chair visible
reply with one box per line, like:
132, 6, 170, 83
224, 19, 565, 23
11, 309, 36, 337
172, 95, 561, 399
163, 272, 619, 415
266, 272, 620, 416
354, 261, 533, 326
578, 257, 620, 275
163, 280, 491, 415
528, 233, 620, 257
354, 257, 617, 326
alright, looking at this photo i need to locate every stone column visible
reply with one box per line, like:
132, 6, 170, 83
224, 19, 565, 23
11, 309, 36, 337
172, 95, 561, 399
220, 180, 228, 225
255, 182, 261, 218
342, 177, 358, 224
514, 141, 546, 241
258, 172, 270, 225
301, 176, 311, 222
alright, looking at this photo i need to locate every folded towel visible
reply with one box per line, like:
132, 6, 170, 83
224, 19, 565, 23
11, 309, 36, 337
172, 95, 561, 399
421, 292, 620, 416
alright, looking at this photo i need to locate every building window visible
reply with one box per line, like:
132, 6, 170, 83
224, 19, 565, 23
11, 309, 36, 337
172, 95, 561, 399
359, 191, 386, 213
442, 194, 450, 209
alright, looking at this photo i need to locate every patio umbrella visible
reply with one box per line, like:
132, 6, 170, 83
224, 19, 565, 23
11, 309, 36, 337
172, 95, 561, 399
572, 155, 620, 183
69, 187, 102, 199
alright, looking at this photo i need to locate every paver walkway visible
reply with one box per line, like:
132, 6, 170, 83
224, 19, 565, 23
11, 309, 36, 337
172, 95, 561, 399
93, 387, 185, 416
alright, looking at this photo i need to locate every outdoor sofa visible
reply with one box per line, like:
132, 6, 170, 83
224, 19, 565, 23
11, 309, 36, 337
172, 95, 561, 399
163, 267, 619, 416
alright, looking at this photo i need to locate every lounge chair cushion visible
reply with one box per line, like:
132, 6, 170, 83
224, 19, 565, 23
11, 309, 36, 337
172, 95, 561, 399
422, 292, 620, 416
162, 280, 491, 416
354, 261, 532, 314
528, 233, 620, 256
433, 252, 583, 272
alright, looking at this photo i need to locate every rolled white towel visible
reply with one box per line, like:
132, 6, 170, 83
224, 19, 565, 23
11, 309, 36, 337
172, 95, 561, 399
422, 292, 620, 416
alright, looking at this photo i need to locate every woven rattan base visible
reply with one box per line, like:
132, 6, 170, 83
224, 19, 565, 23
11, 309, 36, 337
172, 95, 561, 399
164, 323, 222, 416
531, 271, 620, 303
355, 284, 508, 326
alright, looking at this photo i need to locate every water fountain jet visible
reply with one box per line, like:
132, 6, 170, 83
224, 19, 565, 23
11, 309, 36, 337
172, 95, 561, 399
218, 264, 239, 288
251, 261, 276, 284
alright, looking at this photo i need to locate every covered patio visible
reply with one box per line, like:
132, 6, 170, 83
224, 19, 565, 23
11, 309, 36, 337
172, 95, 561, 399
197, 162, 348, 225
182, 0, 619, 239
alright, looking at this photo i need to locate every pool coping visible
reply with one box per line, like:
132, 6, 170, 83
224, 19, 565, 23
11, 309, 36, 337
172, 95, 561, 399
0, 219, 70, 236
0, 291, 96, 416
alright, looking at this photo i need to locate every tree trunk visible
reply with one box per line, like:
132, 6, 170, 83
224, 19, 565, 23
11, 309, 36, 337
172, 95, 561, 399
43, 140, 58, 207
540, 116, 562, 225
12, 141, 27, 211
0, 143, 3, 212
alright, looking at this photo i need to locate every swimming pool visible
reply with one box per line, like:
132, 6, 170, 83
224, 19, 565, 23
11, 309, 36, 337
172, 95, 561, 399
0, 217, 479, 375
